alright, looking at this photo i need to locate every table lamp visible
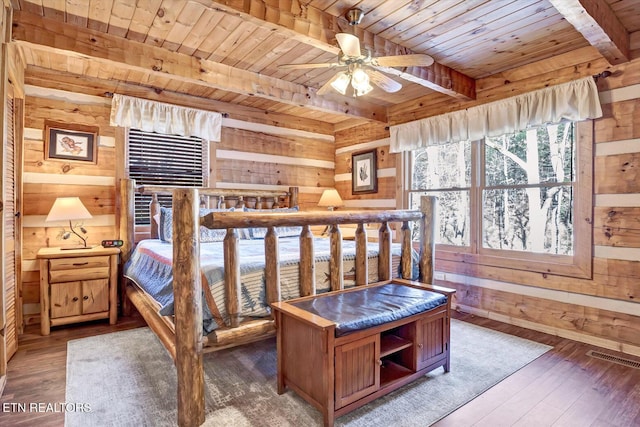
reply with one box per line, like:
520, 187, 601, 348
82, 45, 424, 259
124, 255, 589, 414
46, 197, 93, 249
318, 189, 344, 211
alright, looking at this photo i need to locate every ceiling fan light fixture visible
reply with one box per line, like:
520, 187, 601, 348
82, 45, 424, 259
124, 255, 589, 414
354, 83, 373, 97
331, 72, 351, 95
351, 67, 370, 91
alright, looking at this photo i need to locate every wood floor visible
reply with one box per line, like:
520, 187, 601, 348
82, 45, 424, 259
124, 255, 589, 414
1, 311, 639, 427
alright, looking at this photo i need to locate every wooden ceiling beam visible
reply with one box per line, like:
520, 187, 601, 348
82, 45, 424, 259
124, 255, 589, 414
548, 0, 630, 65
12, 10, 387, 123
206, 0, 476, 100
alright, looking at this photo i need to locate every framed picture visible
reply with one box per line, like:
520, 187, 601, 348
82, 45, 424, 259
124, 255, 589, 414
45, 121, 98, 164
352, 149, 378, 194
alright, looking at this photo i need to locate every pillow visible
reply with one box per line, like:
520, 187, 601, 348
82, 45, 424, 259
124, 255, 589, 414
158, 206, 237, 243
243, 207, 302, 239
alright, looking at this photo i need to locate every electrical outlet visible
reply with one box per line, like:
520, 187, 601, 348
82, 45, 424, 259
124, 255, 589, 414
434, 272, 445, 281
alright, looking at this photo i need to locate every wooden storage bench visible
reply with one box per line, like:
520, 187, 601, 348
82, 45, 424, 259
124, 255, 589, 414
271, 279, 455, 427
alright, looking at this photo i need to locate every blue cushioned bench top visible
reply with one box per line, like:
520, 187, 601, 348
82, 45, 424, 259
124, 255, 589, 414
290, 283, 447, 337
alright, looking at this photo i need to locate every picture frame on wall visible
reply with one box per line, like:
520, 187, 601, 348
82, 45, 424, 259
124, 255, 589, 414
45, 121, 99, 164
351, 149, 378, 194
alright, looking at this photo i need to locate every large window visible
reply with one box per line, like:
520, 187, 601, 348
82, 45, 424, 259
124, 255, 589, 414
407, 120, 592, 278
127, 129, 208, 225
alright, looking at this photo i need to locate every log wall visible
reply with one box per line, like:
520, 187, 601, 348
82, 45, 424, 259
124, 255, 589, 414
20, 85, 336, 326
335, 53, 640, 356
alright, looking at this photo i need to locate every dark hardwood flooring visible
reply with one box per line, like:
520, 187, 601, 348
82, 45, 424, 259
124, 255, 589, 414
1, 311, 639, 426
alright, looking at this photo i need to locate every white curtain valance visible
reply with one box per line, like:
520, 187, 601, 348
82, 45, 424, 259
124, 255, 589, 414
109, 94, 222, 142
390, 76, 603, 153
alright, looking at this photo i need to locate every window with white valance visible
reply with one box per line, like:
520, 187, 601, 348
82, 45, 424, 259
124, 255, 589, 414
400, 77, 602, 279
390, 76, 602, 153
109, 94, 222, 142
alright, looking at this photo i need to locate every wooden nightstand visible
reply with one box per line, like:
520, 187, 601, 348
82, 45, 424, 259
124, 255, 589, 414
37, 246, 120, 335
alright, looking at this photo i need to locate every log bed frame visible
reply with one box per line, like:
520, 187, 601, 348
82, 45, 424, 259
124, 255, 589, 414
118, 178, 437, 427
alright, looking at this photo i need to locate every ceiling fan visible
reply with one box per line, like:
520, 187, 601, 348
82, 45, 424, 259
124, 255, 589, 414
278, 9, 434, 97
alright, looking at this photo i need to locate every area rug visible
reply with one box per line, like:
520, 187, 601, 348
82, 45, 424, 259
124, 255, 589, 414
65, 319, 551, 427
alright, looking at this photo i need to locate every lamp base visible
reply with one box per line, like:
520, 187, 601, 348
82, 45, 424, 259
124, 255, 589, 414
60, 245, 94, 250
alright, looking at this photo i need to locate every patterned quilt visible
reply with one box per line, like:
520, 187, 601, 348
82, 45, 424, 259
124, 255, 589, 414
124, 237, 417, 334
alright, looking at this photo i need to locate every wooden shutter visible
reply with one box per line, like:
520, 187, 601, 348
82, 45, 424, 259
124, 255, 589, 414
4, 88, 18, 359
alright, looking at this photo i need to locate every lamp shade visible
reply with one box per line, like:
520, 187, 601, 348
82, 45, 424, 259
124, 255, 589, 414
46, 197, 93, 222
318, 189, 344, 209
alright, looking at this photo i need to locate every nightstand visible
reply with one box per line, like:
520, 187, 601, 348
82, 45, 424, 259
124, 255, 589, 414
37, 246, 120, 335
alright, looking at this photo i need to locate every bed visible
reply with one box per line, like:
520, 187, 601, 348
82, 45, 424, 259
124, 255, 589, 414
118, 178, 437, 427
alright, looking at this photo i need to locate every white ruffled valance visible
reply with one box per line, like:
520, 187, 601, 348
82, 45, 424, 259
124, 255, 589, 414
110, 94, 222, 142
390, 77, 602, 153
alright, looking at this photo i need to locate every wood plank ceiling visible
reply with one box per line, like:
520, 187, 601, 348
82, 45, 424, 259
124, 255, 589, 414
8, 0, 640, 130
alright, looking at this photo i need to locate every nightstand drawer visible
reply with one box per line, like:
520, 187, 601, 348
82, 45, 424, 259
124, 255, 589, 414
48, 256, 110, 283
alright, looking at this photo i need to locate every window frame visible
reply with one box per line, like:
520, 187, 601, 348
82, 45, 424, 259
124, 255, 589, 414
403, 120, 593, 279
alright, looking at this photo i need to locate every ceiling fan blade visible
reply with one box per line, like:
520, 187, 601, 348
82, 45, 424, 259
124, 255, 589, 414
367, 69, 402, 93
278, 62, 342, 70
371, 54, 434, 67
336, 33, 361, 57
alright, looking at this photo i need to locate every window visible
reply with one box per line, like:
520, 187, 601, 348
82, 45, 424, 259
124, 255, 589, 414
127, 129, 209, 225
406, 120, 592, 278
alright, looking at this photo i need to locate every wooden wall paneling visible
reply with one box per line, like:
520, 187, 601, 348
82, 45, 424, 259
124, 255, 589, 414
335, 178, 396, 200
22, 183, 115, 216
595, 153, 640, 194
219, 127, 334, 162
334, 122, 389, 150
435, 256, 640, 303
23, 94, 113, 131
477, 46, 603, 92
448, 282, 640, 352
295, 192, 326, 211
595, 55, 640, 91
596, 98, 640, 142
594, 206, 640, 247
216, 159, 334, 188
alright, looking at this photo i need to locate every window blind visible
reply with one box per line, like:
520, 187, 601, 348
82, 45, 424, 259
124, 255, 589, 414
128, 129, 206, 224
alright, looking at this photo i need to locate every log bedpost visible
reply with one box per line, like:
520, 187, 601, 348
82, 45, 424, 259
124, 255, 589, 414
119, 178, 136, 316
329, 224, 343, 291
289, 186, 299, 208
355, 223, 368, 286
401, 221, 412, 279
172, 188, 205, 427
224, 228, 241, 327
119, 178, 135, 265
264, 227, 281, 304
419, 196, 436, 284
299, 225, 316, 296
149, 193, 160, 239
378, 221, 392, 281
